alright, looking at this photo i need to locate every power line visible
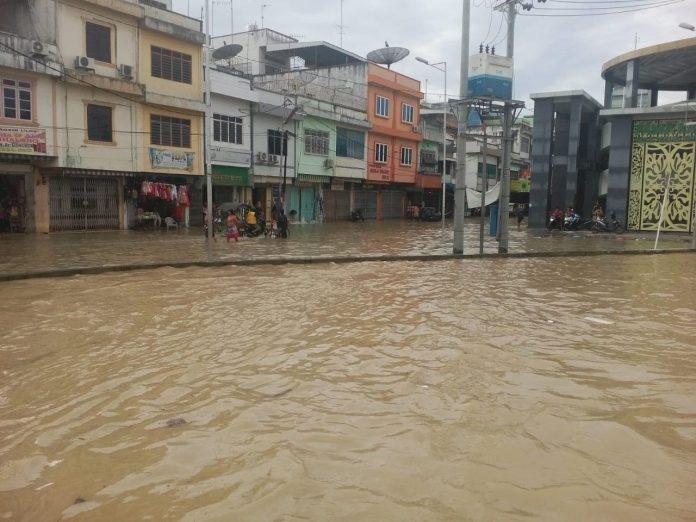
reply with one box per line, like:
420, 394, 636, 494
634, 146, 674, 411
520, 0, 683, 15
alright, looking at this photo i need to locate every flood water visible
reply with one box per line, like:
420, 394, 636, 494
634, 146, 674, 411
1, 254, 695, 521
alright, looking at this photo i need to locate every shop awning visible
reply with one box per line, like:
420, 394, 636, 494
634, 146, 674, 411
210, 165, 252, 187
296, 174, 332, 184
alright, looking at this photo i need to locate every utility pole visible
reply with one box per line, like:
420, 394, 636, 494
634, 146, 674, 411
454, 0, 471, 255
480, 123, 487, 254
204, 0, 214, 260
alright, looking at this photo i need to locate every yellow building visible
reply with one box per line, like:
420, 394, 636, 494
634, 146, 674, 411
1, 0, 204, 232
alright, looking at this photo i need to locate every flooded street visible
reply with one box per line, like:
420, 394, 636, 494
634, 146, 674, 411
1, 254, 696, 521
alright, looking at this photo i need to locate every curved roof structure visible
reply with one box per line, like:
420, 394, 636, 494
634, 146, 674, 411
601, 37, 696, 91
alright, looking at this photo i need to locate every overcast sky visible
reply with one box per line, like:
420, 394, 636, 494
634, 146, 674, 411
172, 0, 695, 112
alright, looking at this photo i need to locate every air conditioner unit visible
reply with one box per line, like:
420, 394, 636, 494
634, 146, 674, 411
118, 64, 134, 80
255, 152, 268, 163
30, 40, 48, 58
269, 154, 278, 164
75, 56, 95, 71
412, 126, 420, 133
324, 158, 334, 168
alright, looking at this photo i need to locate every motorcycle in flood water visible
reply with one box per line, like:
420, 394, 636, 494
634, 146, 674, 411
350, 209, 365, 222
591, 212, 624, 233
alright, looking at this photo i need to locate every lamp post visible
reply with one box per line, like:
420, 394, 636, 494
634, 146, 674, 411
204, 0, 214, 260
678, 22, 695, 31
416, 56, 447, 233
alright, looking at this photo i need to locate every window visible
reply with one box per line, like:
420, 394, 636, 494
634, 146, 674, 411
375, 95, 389, 117
87, 104, 113, 142
401, 103, 414, 124
420, 150, 436, 165
375, 143, 388, 163
336, 128, 364, 159
86, 22, 111, 63
151, 46, 192, 84
267, 129, 287, 155
213, 114, 242, 144
150, 114, 191, 148
304, 129, 329, 156
400, 147, 413, 166
520, 136, 530, 154
2, 79, 31, 121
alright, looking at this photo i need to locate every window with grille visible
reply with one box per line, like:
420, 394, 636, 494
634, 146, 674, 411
336, 128, 364, 159
213, 114, 243, 144
304, 129, 329, 155
2, 79, 31, 121
400, 147, 413, 166
151, 46, 192, 84
86, 22, 111, 63
267, 129, 287, 155
420, 150, 437, 165
375, 142, 388, 163
87, 104, 113, 142
401, 103, 414, 124
150, 114, 191, 148
376, 95, 389, 117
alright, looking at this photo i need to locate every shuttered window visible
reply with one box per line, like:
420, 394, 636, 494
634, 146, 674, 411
86, 22, 111, 63
151, 46, 192, 84
87, 104, 113, 142
150, 114, 191, 148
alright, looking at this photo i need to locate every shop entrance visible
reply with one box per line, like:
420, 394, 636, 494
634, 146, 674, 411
0, 174, 25, 232
49, 176, 119, 231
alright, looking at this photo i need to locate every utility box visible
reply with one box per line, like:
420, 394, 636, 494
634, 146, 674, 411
468, 53, 513, 100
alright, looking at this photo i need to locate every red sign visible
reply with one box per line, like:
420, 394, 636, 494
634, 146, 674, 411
0, 126, 47, 154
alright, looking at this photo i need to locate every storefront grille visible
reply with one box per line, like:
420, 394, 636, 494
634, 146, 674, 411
49, 177, 119, 231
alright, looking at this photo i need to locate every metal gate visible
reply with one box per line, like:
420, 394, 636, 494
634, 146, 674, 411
382, 190, 405, 219
50, 177, 119, 231
323, 190, 350, 221
355, 190, 378, 219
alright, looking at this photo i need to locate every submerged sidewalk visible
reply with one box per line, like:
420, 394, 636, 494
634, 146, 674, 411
0, 219, 692, 280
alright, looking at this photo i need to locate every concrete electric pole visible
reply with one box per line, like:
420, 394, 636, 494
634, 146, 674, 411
453, 0, 471, 254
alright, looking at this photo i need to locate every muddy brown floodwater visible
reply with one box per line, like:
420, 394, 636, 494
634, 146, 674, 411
1, 254, 695, 521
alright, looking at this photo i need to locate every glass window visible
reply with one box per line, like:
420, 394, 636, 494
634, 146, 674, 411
86, 104, 113, 142
375, 143, 388, 163
2, 78, 32, 121
213, 114, 243, 144
376, 95, 389, 117
151, 46, 192, 84
150, 114, 191, 148
267, 129, 287, 155
336, 128, 364, 159
401, 103, 414, 124
304, 129, 329, 156
86, 22, 111, 63
400, 147, 412, 166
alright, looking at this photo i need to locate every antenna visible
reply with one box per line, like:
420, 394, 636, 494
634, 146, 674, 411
261, 3, 271, 28
338, 0, 347, 48
366, 46, 409, 69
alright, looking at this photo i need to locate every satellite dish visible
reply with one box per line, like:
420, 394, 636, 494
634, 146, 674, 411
212, 44, 243, 61
367, 46, 409, 69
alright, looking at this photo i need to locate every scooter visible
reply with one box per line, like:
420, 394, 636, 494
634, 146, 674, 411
350, 209, 365, 222
548, 214, 563, 230
591, 212, 624, 233
563, 213, 583, 231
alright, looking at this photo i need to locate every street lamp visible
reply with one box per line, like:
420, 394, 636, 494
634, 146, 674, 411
416, 56, 447, 233
678, 22, 695, 31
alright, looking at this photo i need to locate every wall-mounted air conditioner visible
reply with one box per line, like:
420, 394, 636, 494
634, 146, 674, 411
30, 40, 48, 58
119, 64, 134, 80
268, 154, 278, 164
75, 56, 95, 71
324, 158, 334, 168
255, 152, 267, 163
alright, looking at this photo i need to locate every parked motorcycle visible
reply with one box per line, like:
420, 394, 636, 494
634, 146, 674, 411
350, 209, 365, 222
591, 212, 624, 233
563, 213, 582, 231
548, 214, 564, 231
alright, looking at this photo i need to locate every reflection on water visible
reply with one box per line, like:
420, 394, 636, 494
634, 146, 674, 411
1, 254, 695, 520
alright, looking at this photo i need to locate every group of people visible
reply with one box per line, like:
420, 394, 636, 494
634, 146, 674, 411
206, 200, 289, 243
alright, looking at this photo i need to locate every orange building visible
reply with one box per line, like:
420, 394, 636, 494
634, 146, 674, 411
366, 63, 423, 218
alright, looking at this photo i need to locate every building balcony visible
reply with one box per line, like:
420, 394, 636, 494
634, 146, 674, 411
0, 32, 61, 77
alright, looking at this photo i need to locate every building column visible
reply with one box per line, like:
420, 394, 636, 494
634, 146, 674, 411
34, 171, 50, 233
528, 99, 554, 228
623, 59, 640, 109
604, 80, 614, 108
551, 111, 570, 212
606, 116, 633, 226
688, 88, 696, 100
650, 88, 659, 107
565, 100, 582, 209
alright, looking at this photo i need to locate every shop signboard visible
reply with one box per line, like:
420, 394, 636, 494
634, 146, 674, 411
211, 165, 252, 186
149, 147, 195, 171
0, 126, 47, 154
368, 164, 390, 182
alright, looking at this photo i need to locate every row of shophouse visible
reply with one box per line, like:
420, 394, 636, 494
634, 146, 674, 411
0, 0, 532, 233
